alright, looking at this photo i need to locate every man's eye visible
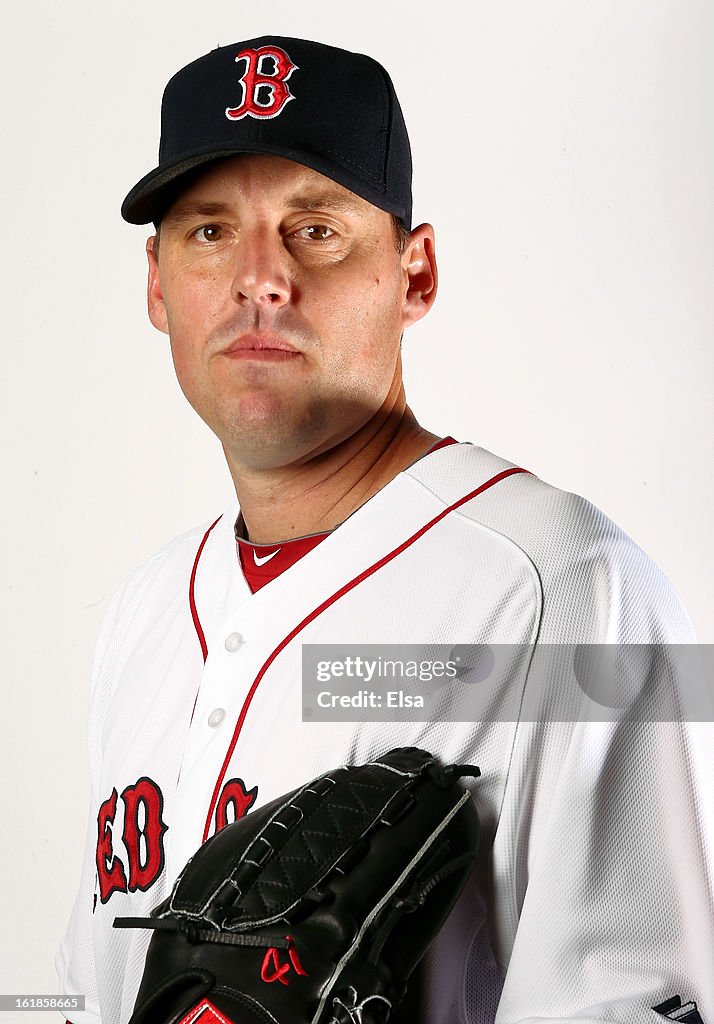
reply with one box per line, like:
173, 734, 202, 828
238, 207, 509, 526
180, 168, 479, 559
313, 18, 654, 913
298, 224, 335, 241
193, 224, 222, 243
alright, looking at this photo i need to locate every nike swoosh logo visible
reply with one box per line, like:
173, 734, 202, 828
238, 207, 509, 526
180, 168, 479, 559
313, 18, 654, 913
253, 548, 281, 567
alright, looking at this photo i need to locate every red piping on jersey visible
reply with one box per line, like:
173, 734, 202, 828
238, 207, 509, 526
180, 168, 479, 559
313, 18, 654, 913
425, 435, 457, 455
199, 466, 529, 842
190, 516, 223, 663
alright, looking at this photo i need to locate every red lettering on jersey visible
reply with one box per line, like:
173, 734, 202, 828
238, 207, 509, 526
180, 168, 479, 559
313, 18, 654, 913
225, 46, 297, 121
121, 777, 168, 892
95, 788, 127, 904
215, 777, 258, 832
261, 936, 308, 986
175, 997, 235, 1024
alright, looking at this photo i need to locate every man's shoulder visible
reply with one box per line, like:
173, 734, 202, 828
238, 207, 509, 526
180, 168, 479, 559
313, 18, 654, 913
103, 504, 238, 629
406, 441, 693, 640
407, 441, 614, 543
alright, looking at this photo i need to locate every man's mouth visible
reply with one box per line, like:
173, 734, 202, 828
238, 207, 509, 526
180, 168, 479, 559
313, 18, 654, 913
221, 333, 301, 360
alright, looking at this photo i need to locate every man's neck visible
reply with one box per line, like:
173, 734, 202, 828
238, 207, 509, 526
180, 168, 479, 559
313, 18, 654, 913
227, 407, 439, 545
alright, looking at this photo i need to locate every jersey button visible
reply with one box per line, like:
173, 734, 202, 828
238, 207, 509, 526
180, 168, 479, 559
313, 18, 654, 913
208, 708, 226, 728
225, 632, 244, 652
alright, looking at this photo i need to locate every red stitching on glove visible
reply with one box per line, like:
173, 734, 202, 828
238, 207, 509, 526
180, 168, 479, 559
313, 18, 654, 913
261, 935, 308, 985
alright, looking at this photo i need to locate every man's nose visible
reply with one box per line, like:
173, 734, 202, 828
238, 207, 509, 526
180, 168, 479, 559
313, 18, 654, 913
230, 228, 291, 309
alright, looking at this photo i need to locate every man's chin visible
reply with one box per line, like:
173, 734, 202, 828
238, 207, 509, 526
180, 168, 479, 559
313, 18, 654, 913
217, 412, 325, 473
210, 394, 383, 472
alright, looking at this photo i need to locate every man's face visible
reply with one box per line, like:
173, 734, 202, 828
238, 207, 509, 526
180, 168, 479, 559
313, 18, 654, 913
147, 154, 436, 470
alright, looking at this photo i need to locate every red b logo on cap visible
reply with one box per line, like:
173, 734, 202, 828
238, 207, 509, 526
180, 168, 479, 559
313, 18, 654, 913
225, 46, 297, 121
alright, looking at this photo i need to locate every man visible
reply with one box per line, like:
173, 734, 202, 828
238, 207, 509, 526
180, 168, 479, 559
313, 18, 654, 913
57, 36, 712, 1024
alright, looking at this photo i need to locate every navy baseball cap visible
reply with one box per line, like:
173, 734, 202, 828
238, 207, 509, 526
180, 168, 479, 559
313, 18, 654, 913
121, 36, 413, 228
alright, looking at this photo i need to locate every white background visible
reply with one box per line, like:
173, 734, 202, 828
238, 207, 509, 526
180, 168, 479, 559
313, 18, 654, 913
1, 0, 712, 1015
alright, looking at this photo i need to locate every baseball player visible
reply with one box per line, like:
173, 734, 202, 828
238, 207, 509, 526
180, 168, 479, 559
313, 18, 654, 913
57, 36, 712, 1024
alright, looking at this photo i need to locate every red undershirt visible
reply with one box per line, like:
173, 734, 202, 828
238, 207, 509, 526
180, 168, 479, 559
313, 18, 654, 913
236, 437, 457, 593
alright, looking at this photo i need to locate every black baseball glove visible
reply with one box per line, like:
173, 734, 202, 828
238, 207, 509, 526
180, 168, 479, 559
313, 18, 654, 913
115, 747, 480, 1024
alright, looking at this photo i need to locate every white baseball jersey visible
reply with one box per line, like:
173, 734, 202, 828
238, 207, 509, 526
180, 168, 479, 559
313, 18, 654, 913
57, 442, 713, 1024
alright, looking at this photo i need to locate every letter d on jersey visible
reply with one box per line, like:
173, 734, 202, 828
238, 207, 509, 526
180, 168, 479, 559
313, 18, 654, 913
96, 777, 168, 904
225, 46, 297, 121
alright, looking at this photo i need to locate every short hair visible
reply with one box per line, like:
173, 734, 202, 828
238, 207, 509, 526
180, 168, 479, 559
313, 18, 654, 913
392, 215, 411, 254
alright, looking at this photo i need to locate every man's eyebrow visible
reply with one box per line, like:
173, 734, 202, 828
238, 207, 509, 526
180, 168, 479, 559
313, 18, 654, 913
163, 200, 234, 223
282, 191, 366, 215
163, 192, 367, 223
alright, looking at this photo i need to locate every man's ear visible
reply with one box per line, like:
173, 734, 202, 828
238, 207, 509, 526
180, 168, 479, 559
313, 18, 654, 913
401, 223, 438, 329
147, 236, 169, 334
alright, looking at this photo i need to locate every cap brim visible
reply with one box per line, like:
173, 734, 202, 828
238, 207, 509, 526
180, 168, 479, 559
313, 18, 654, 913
121, 143, 410, 226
